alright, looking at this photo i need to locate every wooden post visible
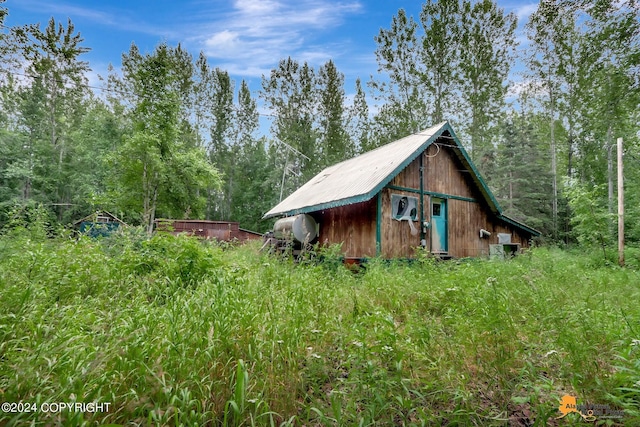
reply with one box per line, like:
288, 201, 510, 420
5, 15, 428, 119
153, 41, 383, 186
617, 137, 624, 267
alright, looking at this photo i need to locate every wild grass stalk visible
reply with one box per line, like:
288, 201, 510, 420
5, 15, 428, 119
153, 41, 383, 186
0, 228, 639, 425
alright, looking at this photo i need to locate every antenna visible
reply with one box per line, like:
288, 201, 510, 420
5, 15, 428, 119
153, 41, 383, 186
277, 140, 310, 202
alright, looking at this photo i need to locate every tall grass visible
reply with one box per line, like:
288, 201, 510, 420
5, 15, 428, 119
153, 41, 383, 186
1, 226, 639, 425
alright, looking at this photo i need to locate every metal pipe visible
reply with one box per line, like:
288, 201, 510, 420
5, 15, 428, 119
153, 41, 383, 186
419, 152, 425, 246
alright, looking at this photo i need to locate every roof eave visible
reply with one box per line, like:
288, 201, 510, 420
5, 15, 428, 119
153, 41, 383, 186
263, 192, 375, 219
499, 214, 542, 237
442, 124, 502, 215
263, 123, 448, 219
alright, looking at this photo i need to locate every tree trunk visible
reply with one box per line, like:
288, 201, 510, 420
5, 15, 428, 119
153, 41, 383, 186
607, 125, 614, 219
147, 181, 158, 235
549, 87, 558, 241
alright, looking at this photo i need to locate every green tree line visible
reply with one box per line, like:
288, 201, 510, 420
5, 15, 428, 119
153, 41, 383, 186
0, 0, 638, 248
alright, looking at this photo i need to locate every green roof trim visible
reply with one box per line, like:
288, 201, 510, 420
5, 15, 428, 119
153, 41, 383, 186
499, 214, 542, 237
443, 124, 502, 214
264, 121, 539, 238
264, 193, 374, 218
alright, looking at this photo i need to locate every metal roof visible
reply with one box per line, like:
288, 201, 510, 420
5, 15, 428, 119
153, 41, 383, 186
264, 122, 449, 218
263, 121, 540, 236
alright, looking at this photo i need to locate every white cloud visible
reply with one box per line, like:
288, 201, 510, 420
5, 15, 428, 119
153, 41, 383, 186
15, 0, 182, 39
204, 30, 241, 54
195, 0, 363, 77
15, 0, 365, 80
513, 3, 538, 21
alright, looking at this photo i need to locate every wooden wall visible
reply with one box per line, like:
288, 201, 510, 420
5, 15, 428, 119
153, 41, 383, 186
313, 136, 533, 259
445, 199, 531, 258
155, 219, 262, 242
380, 187, 424, 258
424, 140, 531, 257
314, 199, 377, 258
423, 142, 476, 199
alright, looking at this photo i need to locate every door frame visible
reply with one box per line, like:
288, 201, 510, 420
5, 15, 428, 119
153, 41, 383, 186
430, 197, 448, 253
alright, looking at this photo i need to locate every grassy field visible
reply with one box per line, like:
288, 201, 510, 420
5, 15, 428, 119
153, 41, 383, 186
1, 225, 639, 426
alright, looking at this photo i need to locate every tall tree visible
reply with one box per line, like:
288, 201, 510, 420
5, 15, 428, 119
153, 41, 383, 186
261, 58, 318, 199
349, 77, 371, 153
579, 0, 639, 217
525, 0, 567, 240
108, 43, 220, 233
418, 0, 463, 125
0, 17, 90, 222
459, 0, 517, 168
492, 111, 553, 234
371, 9, 427, 142
230, 80, 273, 231
317, 60, 352, 168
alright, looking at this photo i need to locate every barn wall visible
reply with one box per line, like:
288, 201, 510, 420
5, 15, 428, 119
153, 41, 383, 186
155, 220, 262, 242
315, 199, 377, 258
381, 140, 531, 258
313, 137, 533, 259
423, 142, 476, 199
380, 187, 426, 258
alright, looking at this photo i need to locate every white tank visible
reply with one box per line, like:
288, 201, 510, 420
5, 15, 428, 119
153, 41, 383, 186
273, 214, 318, 243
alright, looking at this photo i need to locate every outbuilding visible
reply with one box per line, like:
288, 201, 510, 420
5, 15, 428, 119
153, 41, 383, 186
263, 121, 540, 260
154, 219, 262, 242
73, 211, 126, 237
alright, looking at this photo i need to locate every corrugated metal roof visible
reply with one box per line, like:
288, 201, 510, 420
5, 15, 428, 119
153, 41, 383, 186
262, 121, 541, 237
264, 122, 449, 218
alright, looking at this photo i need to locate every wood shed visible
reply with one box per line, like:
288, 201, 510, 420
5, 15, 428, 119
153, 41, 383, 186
73, 211, 126, 237
263, 121, 540, 260
154, 219, 262, 242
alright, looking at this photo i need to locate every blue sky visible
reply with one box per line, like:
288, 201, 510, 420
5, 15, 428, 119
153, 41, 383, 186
4, 0, 538, 101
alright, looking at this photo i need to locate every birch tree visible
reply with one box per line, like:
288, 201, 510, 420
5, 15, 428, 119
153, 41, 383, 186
459, 0, 517, 167
371, 9, 426, 142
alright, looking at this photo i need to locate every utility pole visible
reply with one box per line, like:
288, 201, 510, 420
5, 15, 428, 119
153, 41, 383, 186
617, 137, 624, 267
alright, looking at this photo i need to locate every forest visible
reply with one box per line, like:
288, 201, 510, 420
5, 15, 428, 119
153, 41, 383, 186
2, 1, 640, 425
0, 0, 638, 247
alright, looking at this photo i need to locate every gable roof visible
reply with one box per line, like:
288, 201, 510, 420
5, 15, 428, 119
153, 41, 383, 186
73, 211, 127, 227
264, 121, 540, 236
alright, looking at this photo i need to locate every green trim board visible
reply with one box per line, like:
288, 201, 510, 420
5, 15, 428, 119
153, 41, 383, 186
499, 214, 541, 237
267, 194, 375, 218
419, 155, 425, 240
386, 185, 477, 203
386, 185, 540, 237
265, 129, 444, 218
376, 192, 382, 256
263, 121, 539, 239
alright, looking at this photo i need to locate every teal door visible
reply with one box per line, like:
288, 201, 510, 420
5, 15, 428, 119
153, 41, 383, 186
431, 198, 448, 253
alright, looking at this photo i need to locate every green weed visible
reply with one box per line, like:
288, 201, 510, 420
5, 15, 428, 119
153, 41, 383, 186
0, 231, 638, 425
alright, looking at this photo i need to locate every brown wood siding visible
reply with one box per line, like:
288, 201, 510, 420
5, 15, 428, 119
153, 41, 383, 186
386, 140, 531, 258
315, 199, 377, 258
381, 187, 425, 258
313, 137, 533, 259
155, 220, 261, 242
439, 199, 530, 258
423, 142, 476, 199
389, 156, 421, 189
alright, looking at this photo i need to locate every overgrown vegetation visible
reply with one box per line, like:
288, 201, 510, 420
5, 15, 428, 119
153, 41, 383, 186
1, 224, 639, 426
1, 1, 638, 242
